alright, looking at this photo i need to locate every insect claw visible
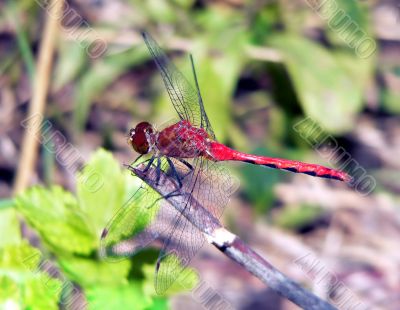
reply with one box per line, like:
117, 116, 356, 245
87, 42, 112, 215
143, 156, 156, 173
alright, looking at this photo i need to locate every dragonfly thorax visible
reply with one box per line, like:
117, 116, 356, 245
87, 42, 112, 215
129, 122, 157, 154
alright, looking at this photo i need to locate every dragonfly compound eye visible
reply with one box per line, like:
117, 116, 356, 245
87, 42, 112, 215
130, 122, 154, 154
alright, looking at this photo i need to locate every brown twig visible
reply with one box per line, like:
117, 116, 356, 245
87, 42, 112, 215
13, 0, 64, 194
132, 164, 336, 310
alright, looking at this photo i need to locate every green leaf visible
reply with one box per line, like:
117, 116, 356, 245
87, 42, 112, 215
0, 276, 19, 306
0, 241, 62, 309
274, 205, 323, 230
334, 51, 374, 93
15, 186, 96, 255
86, 282, 153, 310
145, 0, 177, 23
0, 208, 21, 247
22, 274, 62, 310
77, 149, 131, 237
0, 240, 41, 271
322, 0, 372, 49
53, 41, 87, 91
171, 0, 195, 9
58, 256, 131, 288
270, 35, 364, 133
249, 3, 279, 43
145, 297, 168, 310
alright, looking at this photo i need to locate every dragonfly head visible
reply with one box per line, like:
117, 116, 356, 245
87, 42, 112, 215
129, 122, 155, 154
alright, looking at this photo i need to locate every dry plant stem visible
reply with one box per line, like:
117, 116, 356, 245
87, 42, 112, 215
13, 0, 64, 194
132, 165, 336, 310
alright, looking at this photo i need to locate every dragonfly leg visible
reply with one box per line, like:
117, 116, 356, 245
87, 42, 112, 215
124, 155, 153, 174
132, 154, 144, 165
176, 158, 193, 171
155, 157, 162, 185
151, 189, 186, 209
143, 156, 156, 173
172, 158, 194, 181
161, 190, 188, 204
166, 157, 183, 188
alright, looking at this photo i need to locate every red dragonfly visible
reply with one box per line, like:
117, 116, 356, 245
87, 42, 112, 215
101, 32, 350, 294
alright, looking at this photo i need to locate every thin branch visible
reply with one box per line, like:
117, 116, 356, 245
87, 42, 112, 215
13, 0, 64, 194
131, 164, 336, 310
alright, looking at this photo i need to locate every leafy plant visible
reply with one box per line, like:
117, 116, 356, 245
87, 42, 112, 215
11, 149, 198, 309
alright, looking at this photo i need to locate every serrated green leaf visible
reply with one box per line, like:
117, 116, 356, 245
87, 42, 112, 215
270, 35, 364, 133
0, 241, 41, 271
0, 276, 20, 305
77, 149, 128, 237
86, 282, 153, 310
0, 242, 62, 309
58, 256, 131, 288
15, 186, 96, 255
0, 273, 61, 310
23, 274, 62, 310
0, 208, 21, 247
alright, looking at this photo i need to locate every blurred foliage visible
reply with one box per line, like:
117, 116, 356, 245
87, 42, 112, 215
274, 204, 324, 230
10, 150, 197, 309
0, 241, 62, 309
0, 206, 61, 309
68, 46, 149, 131
269, 35, 365, 133
1, 0, 390, 307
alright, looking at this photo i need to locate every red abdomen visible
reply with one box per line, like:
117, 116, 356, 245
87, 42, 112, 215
207, 141, 351, 182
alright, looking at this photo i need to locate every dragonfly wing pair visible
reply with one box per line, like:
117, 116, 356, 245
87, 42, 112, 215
101, 157, 234, 293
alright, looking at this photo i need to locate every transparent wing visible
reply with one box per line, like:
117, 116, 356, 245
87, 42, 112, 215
154, 157, 238, 293
100, 158, 174, 260
142, 32, 216, 140
100, 157, 238, 294
100, 183, 162, 261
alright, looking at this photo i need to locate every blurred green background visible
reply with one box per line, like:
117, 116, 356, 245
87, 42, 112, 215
1, 0, 400, 309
